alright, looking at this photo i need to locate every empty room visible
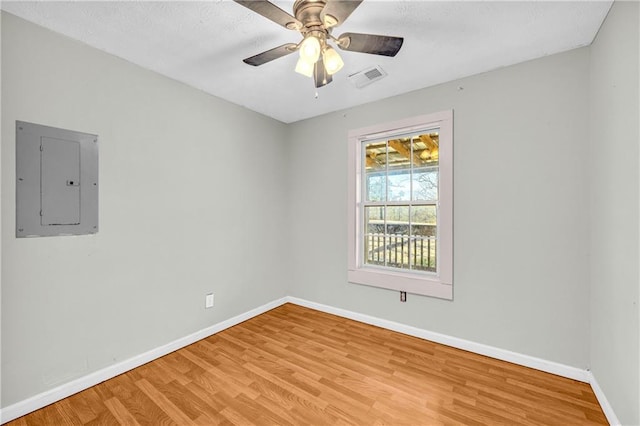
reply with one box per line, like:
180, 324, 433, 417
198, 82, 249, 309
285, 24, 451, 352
1, 0, 638, 425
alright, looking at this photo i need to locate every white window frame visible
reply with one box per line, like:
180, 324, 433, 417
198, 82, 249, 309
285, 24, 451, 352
347, 110, 453, 300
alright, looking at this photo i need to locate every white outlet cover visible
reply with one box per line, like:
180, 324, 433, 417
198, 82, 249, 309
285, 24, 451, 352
205, 293, 214, 308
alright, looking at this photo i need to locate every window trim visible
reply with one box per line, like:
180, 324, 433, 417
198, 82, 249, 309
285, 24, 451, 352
347, 110, 453, 300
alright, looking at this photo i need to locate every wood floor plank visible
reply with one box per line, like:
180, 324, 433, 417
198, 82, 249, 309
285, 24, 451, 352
77, 406, 121, 426
135, 379, 194, 425
103, 397, 141, 426
5, 303, 607, 425
112, 388, 174, 426
54, 399, 83, 426
63, 393, 98, 424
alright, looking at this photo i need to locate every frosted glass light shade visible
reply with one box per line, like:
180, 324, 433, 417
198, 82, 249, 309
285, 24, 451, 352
299, 36, 321, 63
295, 57, 314, 77
323, 47, 344, 75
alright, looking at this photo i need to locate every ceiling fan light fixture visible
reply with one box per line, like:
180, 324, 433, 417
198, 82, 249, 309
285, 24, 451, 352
299, 34, 321, 63
295, 57, 315, 77
234, 0, 404, 88
323, 46, 344, 75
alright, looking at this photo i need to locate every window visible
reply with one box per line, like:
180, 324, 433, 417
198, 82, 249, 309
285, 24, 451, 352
347, 111, 453, 299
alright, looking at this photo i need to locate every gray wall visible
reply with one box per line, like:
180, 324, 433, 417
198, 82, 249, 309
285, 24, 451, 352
1, 13, 289, 406
589, 2, 640, 425
287, 48, 592, 368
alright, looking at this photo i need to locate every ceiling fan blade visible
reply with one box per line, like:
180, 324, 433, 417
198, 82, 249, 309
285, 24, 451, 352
314, 57, 333, 88
234, 0, 302, 30
337, 32, 404, 57
320, 0, 364, 28
243, 43, 297, 66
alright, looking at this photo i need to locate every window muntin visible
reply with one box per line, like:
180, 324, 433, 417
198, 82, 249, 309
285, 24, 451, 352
362, 131, 440, 274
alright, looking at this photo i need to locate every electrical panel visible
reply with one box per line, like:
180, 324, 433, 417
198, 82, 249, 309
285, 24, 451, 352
16, 121, 98, 237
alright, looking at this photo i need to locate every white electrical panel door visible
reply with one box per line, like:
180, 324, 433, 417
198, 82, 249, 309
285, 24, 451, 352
16, 121, 98, 237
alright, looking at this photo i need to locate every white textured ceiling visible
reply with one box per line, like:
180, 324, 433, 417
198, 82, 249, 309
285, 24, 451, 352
2, 1, 612, 123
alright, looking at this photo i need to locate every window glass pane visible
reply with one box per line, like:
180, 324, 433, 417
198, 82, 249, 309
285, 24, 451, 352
412, 168, 438, 201
365, 141, 387, 201
412, 132, 439, 201
388, 169, 411, 201
364, 206, 385, 266
411, 205, 437, 272
386, 205, 410, 270
361, 131, 441, 275
387, 140, 411, 201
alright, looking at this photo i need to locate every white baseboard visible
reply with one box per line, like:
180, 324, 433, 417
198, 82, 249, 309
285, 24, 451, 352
588, 372, 621, 426
0, 297, 288, 425
1, 296, 619, 425
286, 296, 591, 383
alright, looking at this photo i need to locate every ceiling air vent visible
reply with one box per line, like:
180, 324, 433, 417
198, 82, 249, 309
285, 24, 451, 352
348, 65, 387, 89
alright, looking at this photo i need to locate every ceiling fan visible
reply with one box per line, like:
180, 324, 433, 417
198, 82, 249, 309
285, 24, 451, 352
233, 0, 404, 88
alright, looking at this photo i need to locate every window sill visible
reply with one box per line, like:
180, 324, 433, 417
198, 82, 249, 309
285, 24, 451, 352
348, 267, 453, 300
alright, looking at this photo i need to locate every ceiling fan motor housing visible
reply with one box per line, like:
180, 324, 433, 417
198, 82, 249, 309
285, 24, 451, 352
293, 0, 330, 37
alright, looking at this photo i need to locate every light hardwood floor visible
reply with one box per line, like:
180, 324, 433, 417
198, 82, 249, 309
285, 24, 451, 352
7, 303, 607, 425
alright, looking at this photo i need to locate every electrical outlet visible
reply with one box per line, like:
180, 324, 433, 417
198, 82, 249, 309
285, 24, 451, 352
205, 293, 214, 308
